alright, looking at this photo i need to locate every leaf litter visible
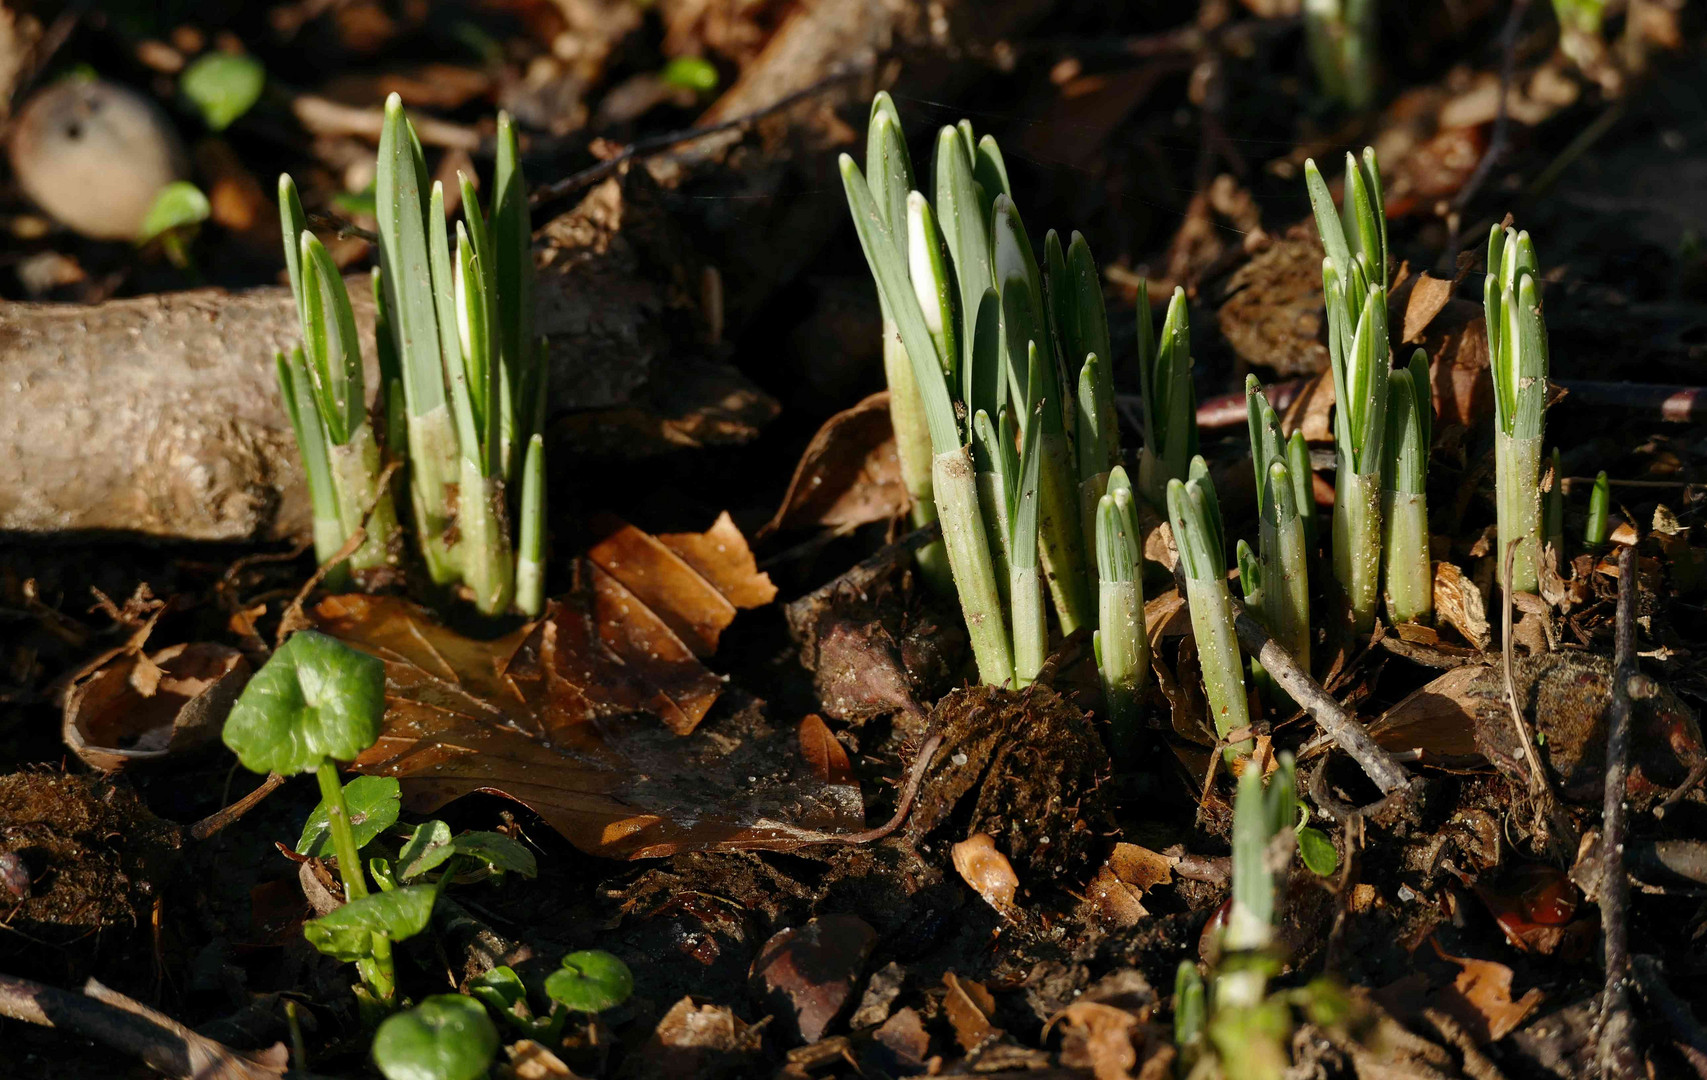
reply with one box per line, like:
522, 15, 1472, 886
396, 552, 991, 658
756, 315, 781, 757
314, 515, 867, 858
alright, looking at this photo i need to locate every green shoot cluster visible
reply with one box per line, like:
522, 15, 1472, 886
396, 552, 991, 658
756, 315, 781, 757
278, 97, 546, 616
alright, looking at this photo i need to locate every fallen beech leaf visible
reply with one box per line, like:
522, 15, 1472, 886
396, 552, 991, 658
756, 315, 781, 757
750, 914, 877, 1043
797, 715, 855, 787
1367, 665, 1487, 766
1434, 561, 1491, 649
942, 973, 1000, 1052
761, 391, 906, 535
1144, 589, 1189, 640
63, 642, 251, 771
1279, 371, 1336, 445
1424, 300, 1493, 432
1429, 939, 1545, 1043
588, 512, 775, 659
321, 520, 862, 858
952, 832, 1020, 913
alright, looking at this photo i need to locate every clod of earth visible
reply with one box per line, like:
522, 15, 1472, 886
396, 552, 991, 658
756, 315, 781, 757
0, 773, 181, 952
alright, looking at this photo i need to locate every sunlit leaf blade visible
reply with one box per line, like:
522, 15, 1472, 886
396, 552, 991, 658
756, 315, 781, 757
222, 630, 384, 775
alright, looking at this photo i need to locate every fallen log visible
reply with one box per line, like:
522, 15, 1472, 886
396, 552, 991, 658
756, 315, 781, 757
0, 173, 775, 542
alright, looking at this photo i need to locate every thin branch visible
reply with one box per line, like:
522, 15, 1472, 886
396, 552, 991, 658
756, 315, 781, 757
1451, 0, 1533, 219
530, 68, 869, 212
1598, 542, 1642, 1079
0, 975, 286, 1080
190, 771, 288, 842
1227, 598, 1412, 796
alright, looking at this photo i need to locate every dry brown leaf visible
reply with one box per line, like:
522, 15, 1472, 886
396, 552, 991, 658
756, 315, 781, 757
1428, 939, 1545, 1043
63, 643, 250, 771
1434, 561, 1491, 649
1086, 844, 1177, 929
797, 714, 855, 787
503, 1039, 579, 1079
761, 391, 906, 536
952, 832, 1020, 914
323, 520, 864, 859
942, 972, 1001, 1052
1053, 1001, 1142, 1080
1367, 665, 1488, 767
1393, 270, 1455, 344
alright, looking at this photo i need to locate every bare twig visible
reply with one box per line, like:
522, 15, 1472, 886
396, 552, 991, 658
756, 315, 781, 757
1598, 543, 1642, 1079
1451, 0, 1533, 220
291, 94, 480, 151
1632, 955, 1707, 1071
1500, 540, 1553, 800
190, 772, 288, 842
530, 68, 868, 212
1227, 598, 1412, 796
0, 975, 286, 1080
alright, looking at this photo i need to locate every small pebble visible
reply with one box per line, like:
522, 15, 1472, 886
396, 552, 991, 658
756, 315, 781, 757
0, 852, 30, 901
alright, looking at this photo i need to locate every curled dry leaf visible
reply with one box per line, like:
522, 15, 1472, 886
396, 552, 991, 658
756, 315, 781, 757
1390, 268, 1456, 345
942, 972, 1001, 1053
1085, 843, 1179, 928
761, 390, 906, 536
1427, 938, 1545, 1044
63, 642, 251, 771
951, 832, 1020, 913
634, 996, 762, 1078
1433, 560, 1491, 649
320, 518, 864, 859
750, 914, 877, 1043
1052, 1001, 1147, 1080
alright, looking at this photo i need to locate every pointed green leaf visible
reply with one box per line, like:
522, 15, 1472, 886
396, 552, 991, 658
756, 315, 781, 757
298, 775, 401, 857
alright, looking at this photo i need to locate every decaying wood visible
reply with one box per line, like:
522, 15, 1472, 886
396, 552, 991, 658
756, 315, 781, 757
0, 974, 287, 1080
0, 173, 774, 542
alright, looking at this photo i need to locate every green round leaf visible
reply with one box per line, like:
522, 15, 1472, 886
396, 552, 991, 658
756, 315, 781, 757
181, 52, 265, 131
1297, 826, 1339, 878
297, 775, 401, 857
372, 994, 498, 1080
543, 950, 632, 1013
660, 56, 718, 93
138, 181, 210, 243
222, 630, 385, 775
303, 884, 435, 961
469, 965, 527, 1016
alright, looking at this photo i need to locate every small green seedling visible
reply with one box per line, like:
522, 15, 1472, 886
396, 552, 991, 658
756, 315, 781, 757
1381, 350, 1433, 625
1167, 459, 1250, 759
660, 56, 719, 94
471, 965, 561, 1041
1304, 0, 1377, 111
371, 994, 498, 1080
544, 950, 634, 1015
1175, 753, 1356, 1080
1305, 149, 1390, 633
180, 51, 265, 131
139, 181, 210, 267
1485, 223, 1549, 595
1585, 471, 1612, 550
222, 630, 400, 1002
1094, 467, 1148, 758
1245, 376, 1312, 688
1136, 283, 1196, 508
